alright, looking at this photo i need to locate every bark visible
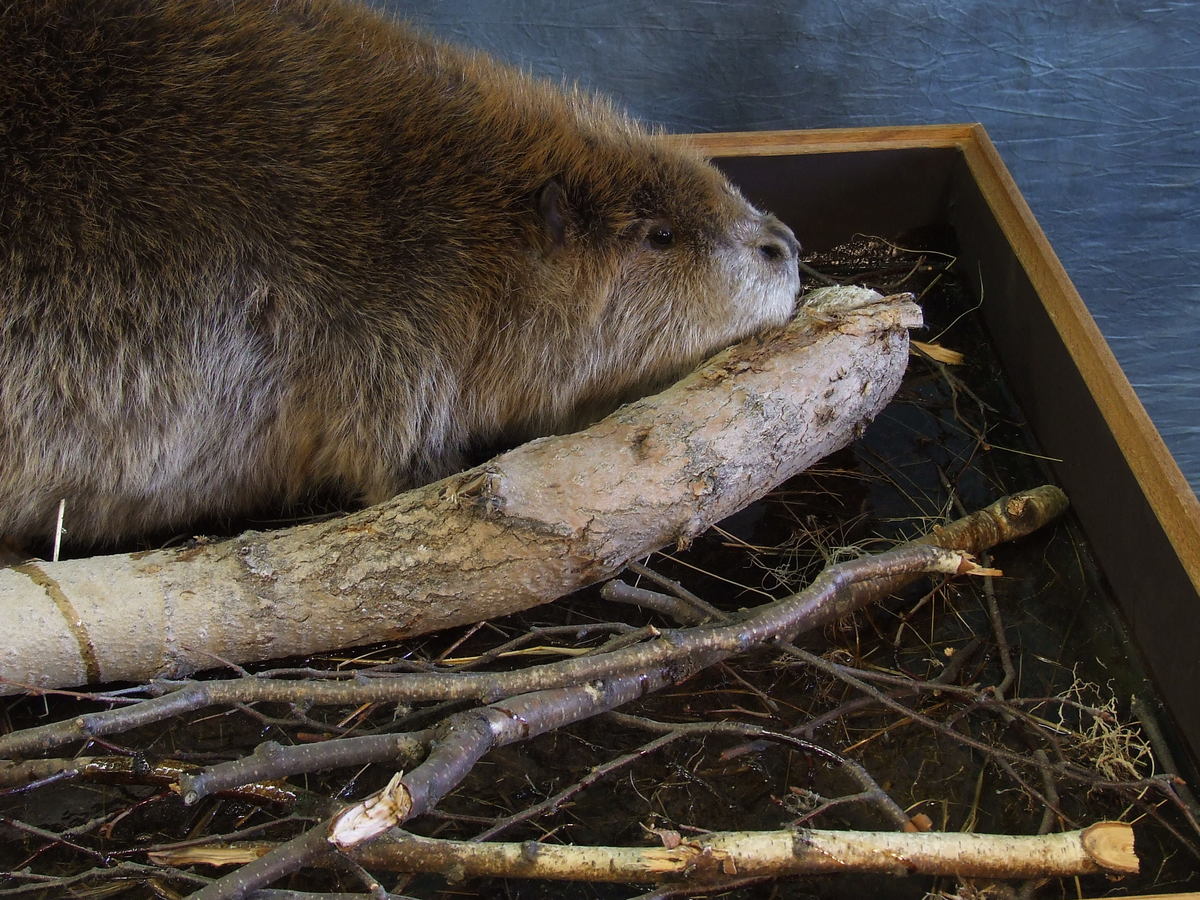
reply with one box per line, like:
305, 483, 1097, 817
0, 288, 921, 694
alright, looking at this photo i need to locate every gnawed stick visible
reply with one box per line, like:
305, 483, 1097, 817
152, 821, 1137, 882
776, 483, 1069, 632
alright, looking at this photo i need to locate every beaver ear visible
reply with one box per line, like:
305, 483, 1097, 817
535, 177, 572, 249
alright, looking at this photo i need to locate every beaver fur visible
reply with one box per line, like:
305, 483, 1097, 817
0, 0, 801, 545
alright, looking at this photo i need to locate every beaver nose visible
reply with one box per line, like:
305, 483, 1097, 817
755, 215, 800, 264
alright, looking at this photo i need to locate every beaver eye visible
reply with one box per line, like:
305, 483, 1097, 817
645, 224, 675, 249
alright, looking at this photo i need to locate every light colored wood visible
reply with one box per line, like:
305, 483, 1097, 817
1079, 821, 1138, 873
682, 123, 978, 156
681, 124, 1200, 598
153, 822, 1141, 881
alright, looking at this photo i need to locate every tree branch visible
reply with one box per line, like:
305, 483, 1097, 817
152, 822, 1138, 883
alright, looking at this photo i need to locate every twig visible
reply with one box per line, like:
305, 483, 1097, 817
626, 560, 729, 623
472, 729, 687, 841
178, 734, 428, 806
607, 713, 911, 829
600, 580, 710, 625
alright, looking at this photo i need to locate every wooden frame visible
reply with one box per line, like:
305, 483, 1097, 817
685, 124, 1200, 770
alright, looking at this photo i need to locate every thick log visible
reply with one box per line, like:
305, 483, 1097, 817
0, 288, 920, 693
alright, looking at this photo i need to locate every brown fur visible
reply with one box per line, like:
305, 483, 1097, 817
0, 0, 801, 545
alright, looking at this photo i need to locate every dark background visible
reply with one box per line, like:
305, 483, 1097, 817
380, 0, 1199, 495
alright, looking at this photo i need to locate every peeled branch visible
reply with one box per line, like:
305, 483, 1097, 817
151, 821, 1138, 883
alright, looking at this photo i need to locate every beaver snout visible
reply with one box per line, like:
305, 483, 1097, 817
747, 214, 802, 318
754, 215, 801, 266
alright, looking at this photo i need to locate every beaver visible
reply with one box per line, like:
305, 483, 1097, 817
0, 0, 801, 547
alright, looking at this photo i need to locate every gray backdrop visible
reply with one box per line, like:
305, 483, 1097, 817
381, 0, 1200, 495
